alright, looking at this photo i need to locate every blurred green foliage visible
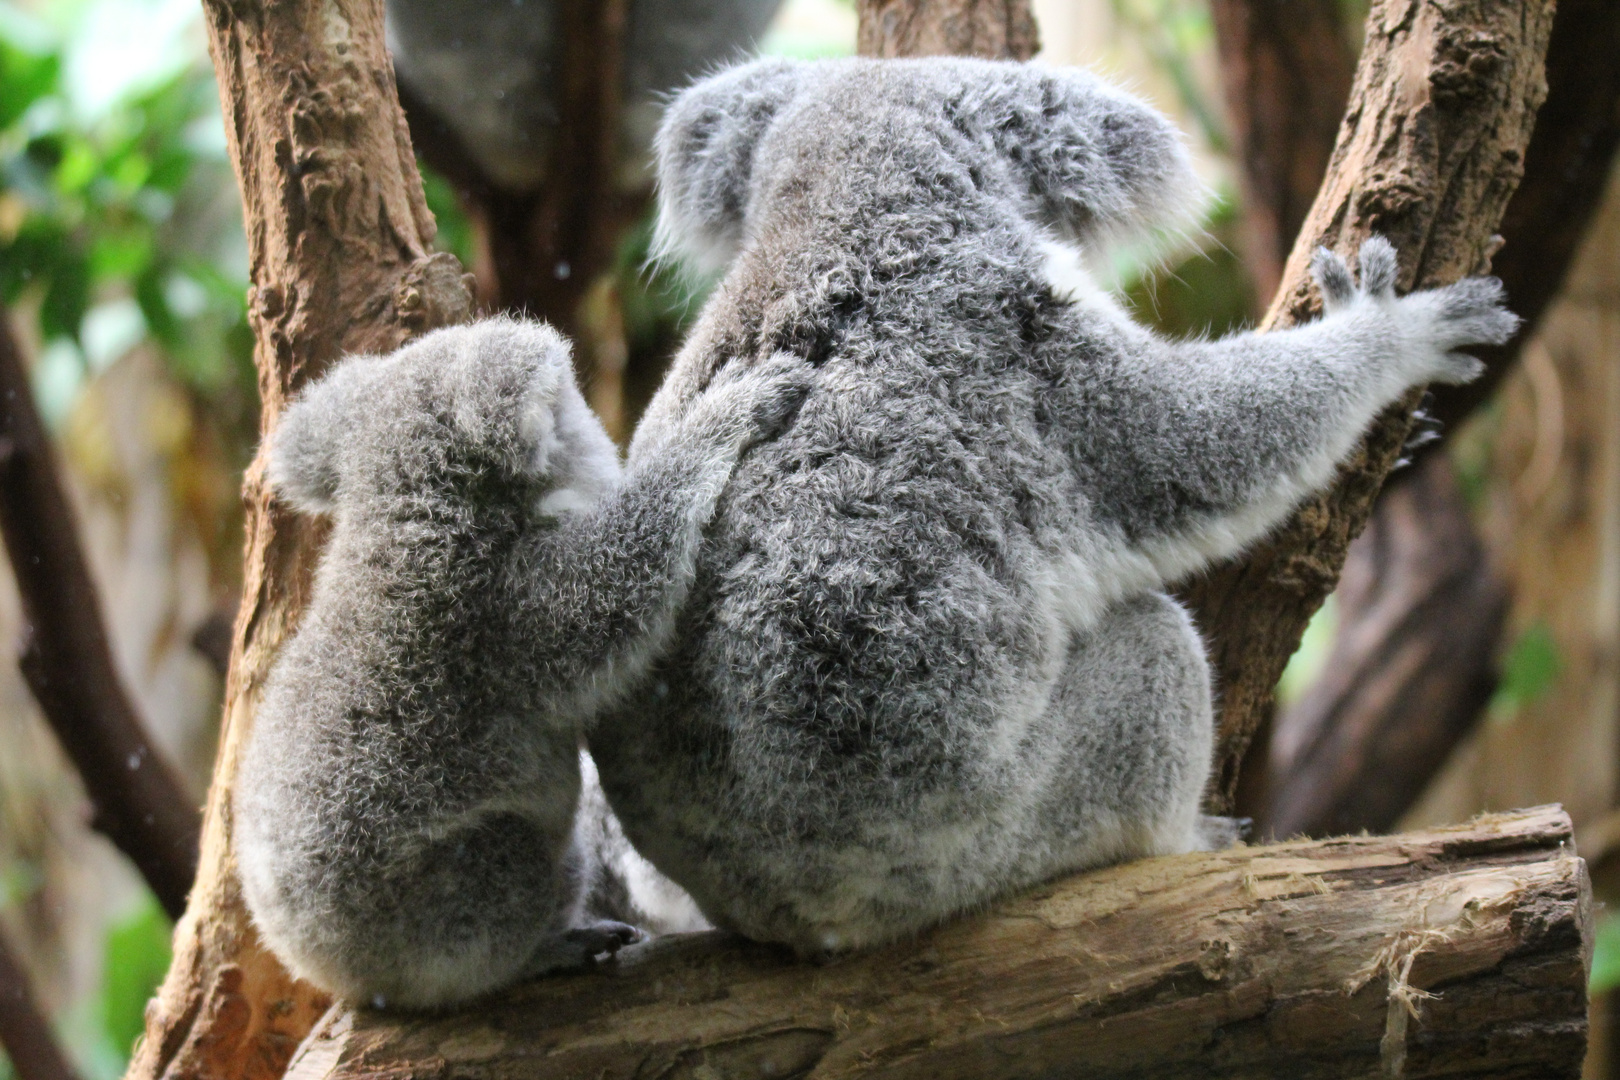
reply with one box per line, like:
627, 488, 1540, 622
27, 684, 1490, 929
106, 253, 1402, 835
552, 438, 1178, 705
1120, 193, 1256, 339
99, 895, 173, 1061
1489, 620, 1561, 723
1592, 909, 1620, 994
1109, 0, 1228, 153
418, 164, 477, 275
0, 2, 253, 429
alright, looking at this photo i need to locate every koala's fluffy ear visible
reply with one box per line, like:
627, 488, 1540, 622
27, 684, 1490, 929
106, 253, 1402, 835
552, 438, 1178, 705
978, 66, 1204, 247
653, 58, 805, 273
266, 356, 380, 515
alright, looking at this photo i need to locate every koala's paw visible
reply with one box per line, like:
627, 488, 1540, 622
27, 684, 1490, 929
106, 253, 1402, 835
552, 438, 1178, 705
523, 921, 643, 978
1195, 815, 1251, 851
1311, 235, 1518, 387
695, 351, 815, 451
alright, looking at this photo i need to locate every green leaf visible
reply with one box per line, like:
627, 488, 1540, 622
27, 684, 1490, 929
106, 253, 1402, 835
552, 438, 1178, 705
100, 894, 173, 1061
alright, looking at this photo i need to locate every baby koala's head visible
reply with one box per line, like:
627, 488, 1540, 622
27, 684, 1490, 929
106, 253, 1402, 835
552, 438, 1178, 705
268, 318, 621, 517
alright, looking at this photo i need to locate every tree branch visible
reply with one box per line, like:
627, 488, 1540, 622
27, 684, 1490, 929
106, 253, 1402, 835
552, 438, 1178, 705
1184, 0, 1557, 811
288, 807, 1589, 1080
1422, 0, 1620, 436
1261, 453, 1508, 837
1237, 0, 1620, 835
856, 0, 1038, 60
0, 928, 81, 1080
1208, 0, 1355, 303
125, 1, 474, 1078
0, 311, 199, 920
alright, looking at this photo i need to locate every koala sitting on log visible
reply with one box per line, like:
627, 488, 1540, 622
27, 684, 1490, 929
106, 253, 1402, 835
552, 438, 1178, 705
587, 57, 1518, 955
235, 319, 803, 1008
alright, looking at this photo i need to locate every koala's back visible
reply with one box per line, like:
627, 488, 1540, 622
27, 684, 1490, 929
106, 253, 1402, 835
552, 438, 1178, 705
601, 163, 1102, 941
593, 58, 1211, 950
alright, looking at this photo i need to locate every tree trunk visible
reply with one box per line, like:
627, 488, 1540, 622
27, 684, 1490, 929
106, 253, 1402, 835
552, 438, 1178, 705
1245, 0, 1620, 836
125, 3, 473, 1079
1260, 453, 1508, 838
1185, 0, 1556, 812
855, 0, 1038, 60
284, 807, 1589, 1080
1207, 0, 1355, 304
1419, 0, 1620, 438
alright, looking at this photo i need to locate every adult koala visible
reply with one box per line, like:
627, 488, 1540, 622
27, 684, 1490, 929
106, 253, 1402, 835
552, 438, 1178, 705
235, 319, 805, 1008
589, 57, 1518, 954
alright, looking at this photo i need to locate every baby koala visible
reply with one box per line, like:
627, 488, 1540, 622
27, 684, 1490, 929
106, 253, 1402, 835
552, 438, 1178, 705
587, 57, 1519, 956
235, 318, 803, 1009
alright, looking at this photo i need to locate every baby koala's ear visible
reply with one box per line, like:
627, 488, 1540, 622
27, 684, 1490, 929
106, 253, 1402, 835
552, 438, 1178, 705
653, 57, 805, 274
430, 317, 575, 477
266, 355, 379, 515
975, 65, 1204, 248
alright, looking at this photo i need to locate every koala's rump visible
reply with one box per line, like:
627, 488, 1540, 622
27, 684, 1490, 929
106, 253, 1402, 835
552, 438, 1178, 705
593, 369, 1071, 941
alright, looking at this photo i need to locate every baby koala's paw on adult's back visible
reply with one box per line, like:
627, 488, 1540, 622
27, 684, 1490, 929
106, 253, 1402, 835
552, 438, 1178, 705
691, 351, 815, 453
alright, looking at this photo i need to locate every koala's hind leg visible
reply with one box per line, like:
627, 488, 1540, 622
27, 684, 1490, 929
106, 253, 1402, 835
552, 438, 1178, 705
274, 809, 634, 1011
1026, 592, 1215, 873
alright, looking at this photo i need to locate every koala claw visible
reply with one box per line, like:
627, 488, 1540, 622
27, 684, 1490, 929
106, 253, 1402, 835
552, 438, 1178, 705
566, 919, 643, 958
524, 921, 643, 979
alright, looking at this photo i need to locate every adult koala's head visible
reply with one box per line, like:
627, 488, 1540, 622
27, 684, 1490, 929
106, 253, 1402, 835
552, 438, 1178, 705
653, 57, 1204, 274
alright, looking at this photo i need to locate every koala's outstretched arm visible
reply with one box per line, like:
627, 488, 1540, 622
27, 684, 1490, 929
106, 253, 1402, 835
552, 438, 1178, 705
1058, 238, 1516, 596
508, 352, 811, 716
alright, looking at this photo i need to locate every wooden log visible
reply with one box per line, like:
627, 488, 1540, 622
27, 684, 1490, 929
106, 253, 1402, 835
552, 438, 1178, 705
284, 806, 1589, 1080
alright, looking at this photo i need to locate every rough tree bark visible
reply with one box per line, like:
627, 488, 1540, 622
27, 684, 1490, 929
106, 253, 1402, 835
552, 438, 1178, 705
290, 807, 1589, 1080
0, 311, 199, 919
1421, 0, 1620, 437
1208, 0, 1356, 303
1245, 0, 1620, 836
856, 0, 1037, 60
1185, 0, 1556, 811
124, 2, 474, 1079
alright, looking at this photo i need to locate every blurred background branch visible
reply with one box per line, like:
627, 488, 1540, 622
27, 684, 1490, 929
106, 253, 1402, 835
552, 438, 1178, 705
0, 307, 197, 918
0, 927, 79, 1080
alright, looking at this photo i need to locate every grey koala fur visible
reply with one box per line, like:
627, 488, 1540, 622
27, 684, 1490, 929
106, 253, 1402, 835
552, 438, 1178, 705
588, 56, 1519, 955
235, 318, 803, 1009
